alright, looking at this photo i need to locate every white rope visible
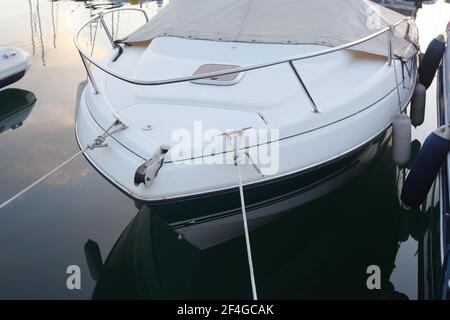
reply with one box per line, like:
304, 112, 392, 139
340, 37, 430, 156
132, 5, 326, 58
0, 148, 86, 209
223, 129, 259, 300
0, 121, 126, 210
393, 59, 403, 112
237, 163, 258, 300
234, 150, 258, 300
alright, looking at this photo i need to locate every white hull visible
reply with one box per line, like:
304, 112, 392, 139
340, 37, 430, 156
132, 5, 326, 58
0, 48, 32, 89
76, 37, 417, 203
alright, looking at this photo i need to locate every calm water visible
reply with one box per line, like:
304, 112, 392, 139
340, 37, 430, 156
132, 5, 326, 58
0, 0, 448, 299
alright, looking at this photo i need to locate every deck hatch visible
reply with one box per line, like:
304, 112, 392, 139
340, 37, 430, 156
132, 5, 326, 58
191, 64, 244, 86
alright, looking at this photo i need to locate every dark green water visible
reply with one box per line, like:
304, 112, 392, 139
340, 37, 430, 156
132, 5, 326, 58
0, 0, 448, 299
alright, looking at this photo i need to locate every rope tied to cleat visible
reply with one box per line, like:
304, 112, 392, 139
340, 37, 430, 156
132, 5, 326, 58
0, 119, 127, 209
87, 119, 127, 150
223, 127, 261, 301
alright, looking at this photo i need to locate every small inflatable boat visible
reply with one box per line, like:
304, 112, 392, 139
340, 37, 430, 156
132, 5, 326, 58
0, 48, 33, 89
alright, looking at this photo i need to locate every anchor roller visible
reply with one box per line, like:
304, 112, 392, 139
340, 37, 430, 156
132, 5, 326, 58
134, 147, 169, 188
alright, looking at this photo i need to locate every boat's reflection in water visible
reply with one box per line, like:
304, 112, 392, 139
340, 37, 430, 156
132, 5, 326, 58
84, 140, 433, 299
0, 88, 36, 135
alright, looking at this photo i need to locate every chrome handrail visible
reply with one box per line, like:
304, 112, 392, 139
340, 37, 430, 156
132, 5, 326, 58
74, 7, 412, 113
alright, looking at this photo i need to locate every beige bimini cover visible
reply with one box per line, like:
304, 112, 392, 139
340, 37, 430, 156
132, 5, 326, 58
123, 0, 419, 59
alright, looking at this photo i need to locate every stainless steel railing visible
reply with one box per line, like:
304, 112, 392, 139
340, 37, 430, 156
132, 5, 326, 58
74, 7, 412, 114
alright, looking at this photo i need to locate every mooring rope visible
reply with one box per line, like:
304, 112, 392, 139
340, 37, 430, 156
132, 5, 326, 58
223, 128, 259, 300
0, 149, 86, 209
223, 129, 259, 300
393, 59, 403, 112
236, 161, 258, 300
0, 120, 126, 210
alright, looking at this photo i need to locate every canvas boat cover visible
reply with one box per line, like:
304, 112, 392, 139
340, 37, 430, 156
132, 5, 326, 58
123, 0, 419, 59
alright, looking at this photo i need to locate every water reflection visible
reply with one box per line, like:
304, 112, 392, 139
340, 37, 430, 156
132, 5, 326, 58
84, 144, 428, 299
0, 89, 36, 135
28, 0, 46, 66
50, 0, 59, 49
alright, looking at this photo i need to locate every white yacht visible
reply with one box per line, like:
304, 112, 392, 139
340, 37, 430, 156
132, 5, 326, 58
74, 0, 419, 237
